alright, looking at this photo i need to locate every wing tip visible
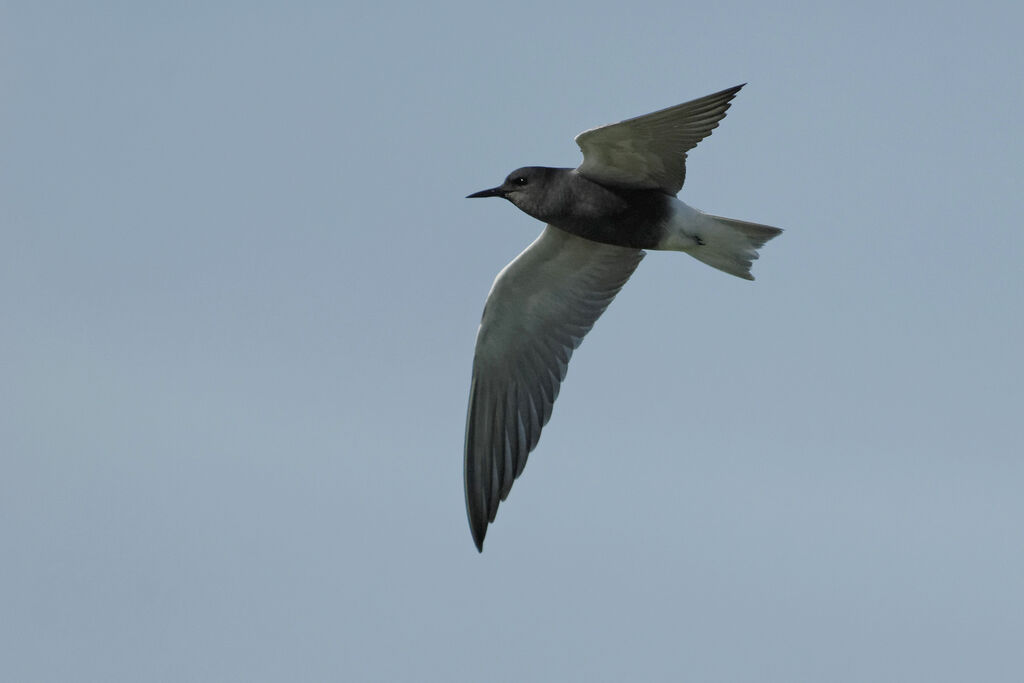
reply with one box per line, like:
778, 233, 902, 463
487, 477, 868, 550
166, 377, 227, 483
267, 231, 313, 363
470, 520, 486, 552
466, 487, 489, 552
718, 83, 745, 107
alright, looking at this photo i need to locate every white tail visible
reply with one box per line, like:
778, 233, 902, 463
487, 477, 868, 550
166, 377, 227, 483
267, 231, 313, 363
687, 213, 782, 280
660, 201, 783, 280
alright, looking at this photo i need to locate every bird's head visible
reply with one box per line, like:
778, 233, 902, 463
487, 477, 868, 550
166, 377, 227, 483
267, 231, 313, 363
466, 167, 559, 219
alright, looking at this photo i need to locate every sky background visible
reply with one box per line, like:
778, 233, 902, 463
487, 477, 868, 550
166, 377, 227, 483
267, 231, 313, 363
3, 1, 1023, 681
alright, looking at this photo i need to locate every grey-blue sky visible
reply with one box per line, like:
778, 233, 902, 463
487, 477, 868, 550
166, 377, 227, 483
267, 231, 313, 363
3, 1, 1023, 681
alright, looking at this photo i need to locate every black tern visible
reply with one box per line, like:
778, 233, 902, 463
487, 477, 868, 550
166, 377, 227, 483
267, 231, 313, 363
464, 84, 782, 551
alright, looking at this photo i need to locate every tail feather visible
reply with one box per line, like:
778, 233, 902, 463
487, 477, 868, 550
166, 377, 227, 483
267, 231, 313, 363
687, 213, 782, 280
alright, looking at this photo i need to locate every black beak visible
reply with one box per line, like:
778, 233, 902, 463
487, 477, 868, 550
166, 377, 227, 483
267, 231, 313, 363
466, 186, 505, 199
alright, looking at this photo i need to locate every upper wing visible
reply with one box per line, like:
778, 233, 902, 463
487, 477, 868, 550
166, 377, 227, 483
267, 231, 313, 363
465, 226, 644, 551
574, 84, 744, 194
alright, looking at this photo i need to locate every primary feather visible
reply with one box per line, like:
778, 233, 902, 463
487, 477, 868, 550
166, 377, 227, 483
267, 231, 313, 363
465, 226, 644, 551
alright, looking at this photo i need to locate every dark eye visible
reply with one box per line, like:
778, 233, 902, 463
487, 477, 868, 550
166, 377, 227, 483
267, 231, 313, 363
513, 176, 528, 186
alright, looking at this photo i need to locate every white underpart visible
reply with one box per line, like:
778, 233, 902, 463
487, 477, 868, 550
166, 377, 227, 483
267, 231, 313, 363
656, 198, 782, 280
657, 198, 706, 251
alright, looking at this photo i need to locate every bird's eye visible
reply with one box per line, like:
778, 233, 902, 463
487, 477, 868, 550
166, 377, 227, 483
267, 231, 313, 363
513, 176, 528, 186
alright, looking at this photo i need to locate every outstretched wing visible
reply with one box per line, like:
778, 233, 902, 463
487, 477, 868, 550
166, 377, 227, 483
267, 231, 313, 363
574, 84, 744, 194
465, 226, 644, 551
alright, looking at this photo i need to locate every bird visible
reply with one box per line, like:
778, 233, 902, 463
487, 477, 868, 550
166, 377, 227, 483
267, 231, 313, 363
464, 84, 782, 551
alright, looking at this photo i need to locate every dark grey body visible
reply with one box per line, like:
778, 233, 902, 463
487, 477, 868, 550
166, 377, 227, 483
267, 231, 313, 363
473, 166, 673, 250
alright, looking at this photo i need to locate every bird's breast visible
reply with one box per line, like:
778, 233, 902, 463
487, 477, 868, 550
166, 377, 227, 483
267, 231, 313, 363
548, 183, 673, 250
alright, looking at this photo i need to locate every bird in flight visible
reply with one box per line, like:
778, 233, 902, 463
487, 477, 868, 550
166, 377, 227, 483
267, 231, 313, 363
464, 84, 782, 551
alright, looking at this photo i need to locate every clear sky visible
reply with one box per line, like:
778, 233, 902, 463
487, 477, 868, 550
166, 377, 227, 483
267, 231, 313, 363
3, 1, 1023, 681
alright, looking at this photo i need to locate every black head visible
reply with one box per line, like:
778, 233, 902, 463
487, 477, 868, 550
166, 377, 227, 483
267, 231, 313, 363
465, 167, 551, 201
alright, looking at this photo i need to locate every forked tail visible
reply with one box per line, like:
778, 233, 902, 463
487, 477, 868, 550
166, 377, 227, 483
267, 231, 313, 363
687, 212, 783, 280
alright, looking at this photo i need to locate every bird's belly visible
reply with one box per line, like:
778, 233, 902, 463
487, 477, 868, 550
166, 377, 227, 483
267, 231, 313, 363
549, 190, 673, 250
